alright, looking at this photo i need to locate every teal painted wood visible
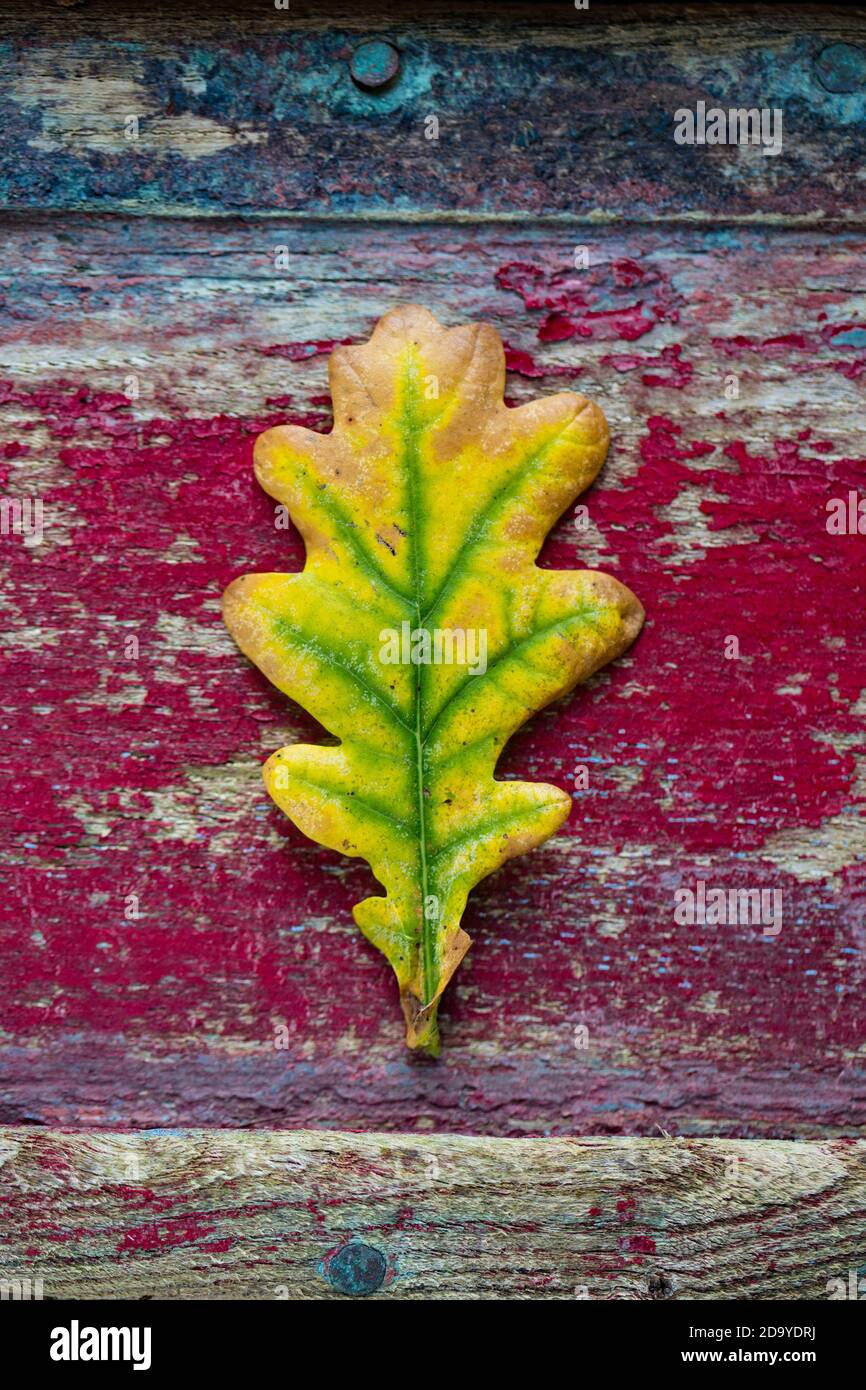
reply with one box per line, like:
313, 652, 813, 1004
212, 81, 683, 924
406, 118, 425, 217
0, 1, 864, 220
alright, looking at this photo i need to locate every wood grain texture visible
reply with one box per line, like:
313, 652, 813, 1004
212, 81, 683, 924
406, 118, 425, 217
1, 218, 864, 1136
0, 2, 864, 221
0, 1128, 864, 1299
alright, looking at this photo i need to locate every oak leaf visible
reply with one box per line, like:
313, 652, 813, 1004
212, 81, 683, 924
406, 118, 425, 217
223, 306, 644, 1053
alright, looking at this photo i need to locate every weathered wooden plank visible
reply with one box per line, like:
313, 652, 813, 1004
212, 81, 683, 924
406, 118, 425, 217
0, 1129, 864, 1299
0, 2, 864, 221
1, 218, 864, 1136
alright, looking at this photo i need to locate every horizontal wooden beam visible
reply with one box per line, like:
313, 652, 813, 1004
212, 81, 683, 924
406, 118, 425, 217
1, 216, 864, 1139
1, 1130, 864, 1299
0, 3, 863, 221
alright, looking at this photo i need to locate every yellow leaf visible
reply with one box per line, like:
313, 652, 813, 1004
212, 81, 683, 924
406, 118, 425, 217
223, 306, 644, 1053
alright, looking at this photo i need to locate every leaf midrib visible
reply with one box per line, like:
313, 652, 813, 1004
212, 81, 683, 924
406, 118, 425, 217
401, 358, 436, 1007
398, 373, 595, 1008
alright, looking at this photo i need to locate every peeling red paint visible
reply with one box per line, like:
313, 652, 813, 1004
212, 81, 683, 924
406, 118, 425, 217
711, 322, 866, 380
2, 256, 865, 1135
602, 343, 693, 388
503, 342, 583, 380
496, 257, 682, 344
623, 1234, 657, 1254
258, 338, 356, 361
116, 1219, 217, 1254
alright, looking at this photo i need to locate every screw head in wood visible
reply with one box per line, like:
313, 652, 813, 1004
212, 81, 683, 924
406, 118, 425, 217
815, 43, 866, 93
327, 1241, 387, 1296
349, 40, 401, 91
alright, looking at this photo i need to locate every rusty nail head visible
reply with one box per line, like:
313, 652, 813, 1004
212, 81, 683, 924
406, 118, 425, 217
815, 43, 866, 94
327, 1241, 388, 1296
350, 39, 400, 91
